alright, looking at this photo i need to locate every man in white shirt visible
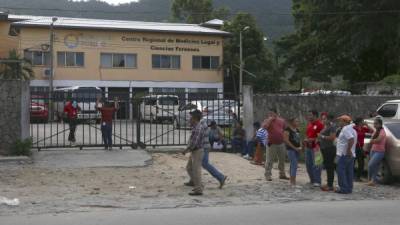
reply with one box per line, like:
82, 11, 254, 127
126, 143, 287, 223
336, 115, 357, 194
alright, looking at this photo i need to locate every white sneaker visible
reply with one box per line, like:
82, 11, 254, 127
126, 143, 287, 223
313, 183, 321, 187
243, 154, 250, 160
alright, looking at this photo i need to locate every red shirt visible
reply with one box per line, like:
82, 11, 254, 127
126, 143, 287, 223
99, 107, 117, 124
263, 117, 286, 145
64, 102, 79, 119
306, 120, 324, 148
353, 125, 372, 148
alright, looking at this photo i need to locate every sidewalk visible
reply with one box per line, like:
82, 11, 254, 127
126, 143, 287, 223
32, 149, 152, 168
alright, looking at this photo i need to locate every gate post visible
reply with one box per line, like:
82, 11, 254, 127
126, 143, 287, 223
243, 85, 254, 143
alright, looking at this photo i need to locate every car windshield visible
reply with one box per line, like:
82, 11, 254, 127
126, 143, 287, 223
385, 123, 400, 139
159, 97, 178, 106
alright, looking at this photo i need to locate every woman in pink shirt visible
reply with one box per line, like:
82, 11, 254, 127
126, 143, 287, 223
367, 117, 386, 186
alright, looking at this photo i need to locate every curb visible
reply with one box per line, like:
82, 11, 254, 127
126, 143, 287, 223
146, 148, 185, 154
0, 156, 32, 163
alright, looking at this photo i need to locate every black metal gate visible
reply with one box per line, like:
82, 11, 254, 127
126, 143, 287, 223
30, 89, 240, 150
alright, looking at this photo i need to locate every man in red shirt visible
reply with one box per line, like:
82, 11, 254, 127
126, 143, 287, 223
304, 110, 324, 187
353, 117, 373, 181
64, 100, 80, 145
96, 97, 119, 150
262, 108, 288, 181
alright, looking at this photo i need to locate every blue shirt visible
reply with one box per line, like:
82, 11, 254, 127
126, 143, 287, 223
256, 128, 268, 146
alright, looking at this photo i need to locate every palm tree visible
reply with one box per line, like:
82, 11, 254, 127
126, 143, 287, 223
0, 49, 34, 80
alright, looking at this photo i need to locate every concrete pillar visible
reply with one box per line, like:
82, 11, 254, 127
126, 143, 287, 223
129, 87, 133, 120
243, 85, 254, 142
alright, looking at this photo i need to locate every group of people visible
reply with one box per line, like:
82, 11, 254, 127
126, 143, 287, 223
63, 97, 119, 150
235, 108, 387, 194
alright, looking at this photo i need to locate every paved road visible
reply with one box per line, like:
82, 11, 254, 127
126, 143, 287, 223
2, 200, 399, 225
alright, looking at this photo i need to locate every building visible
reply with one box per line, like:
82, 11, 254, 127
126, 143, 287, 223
0, 12, 229, 96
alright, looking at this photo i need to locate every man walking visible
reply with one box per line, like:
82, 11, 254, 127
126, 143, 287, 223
202, 119, 227, 188
96, 97, 119, 150
304, 110, 324, 187
64, 100, 80, 146
263, 109, 289, 181
336, 115, 357, 194
184, 110, 208, 196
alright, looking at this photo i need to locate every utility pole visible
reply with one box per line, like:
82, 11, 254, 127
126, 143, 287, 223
239, 26, 249, 95
49, 17, 57, 121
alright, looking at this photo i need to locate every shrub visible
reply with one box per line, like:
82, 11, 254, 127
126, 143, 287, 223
10, 138, 33, 156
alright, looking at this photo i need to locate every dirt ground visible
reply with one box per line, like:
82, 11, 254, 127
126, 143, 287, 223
1, 152, 400, 216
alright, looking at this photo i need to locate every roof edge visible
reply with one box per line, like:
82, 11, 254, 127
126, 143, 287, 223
10, 22, 231, 37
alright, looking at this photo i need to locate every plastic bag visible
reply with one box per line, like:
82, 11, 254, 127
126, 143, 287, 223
0, 196, 20, 206
212, 142, 224, 150
314, 146, 324, 167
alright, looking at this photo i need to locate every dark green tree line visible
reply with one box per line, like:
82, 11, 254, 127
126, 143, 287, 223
276, 0, 400, 84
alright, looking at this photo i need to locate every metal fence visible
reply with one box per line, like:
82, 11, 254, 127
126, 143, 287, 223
30, 89, 241, 150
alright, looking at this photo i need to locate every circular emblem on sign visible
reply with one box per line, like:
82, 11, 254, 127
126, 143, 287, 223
64, 34, 79, 49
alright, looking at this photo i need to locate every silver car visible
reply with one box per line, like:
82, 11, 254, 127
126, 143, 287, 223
364, 119, 400, 184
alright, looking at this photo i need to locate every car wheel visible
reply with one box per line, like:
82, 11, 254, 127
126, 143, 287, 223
378, 160, 393, 184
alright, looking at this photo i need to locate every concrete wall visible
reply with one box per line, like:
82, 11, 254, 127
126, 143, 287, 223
0, 80, 30, 155
253, 94, 398, 123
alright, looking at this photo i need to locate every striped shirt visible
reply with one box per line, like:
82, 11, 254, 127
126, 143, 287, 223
187, 120, 208, 151
256, 128, 268, 146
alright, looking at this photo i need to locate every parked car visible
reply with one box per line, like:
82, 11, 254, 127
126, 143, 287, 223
30, 102, 48, 123
376, 100, 400, 120
174, 102, 234, 129
364, 119, 400, 184
140, 95, 180, 123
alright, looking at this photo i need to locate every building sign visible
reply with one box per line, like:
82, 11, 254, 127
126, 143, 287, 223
64, 34, 110, 48
64, 34, 79, 49
121, 36, 220, 52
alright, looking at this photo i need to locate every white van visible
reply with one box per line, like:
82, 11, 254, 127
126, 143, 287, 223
140, 95, 179, 123
53, 86, 102, 123
376, 100, 400, 120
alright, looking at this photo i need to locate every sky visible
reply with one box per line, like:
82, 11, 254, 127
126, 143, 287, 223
71, 0, 139, 5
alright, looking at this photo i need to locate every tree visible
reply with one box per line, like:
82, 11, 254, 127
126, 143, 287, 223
276, 0, 400, 84
171, 0, 229, 23
223, 13, 278, 93
0, 49, 34, 80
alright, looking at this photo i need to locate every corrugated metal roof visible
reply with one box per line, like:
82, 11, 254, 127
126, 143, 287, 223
10, 15, 230, 36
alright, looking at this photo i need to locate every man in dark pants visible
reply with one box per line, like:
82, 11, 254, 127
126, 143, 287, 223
64, 100, 80, 146
96, 97, 119, 150
318, 114, 337, 191
353, 117, 373, 181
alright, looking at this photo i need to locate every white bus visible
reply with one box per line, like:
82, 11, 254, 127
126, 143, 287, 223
53, 86, 102, 123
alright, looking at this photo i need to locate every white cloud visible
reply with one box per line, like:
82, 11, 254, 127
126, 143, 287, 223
71, 0, 138, 5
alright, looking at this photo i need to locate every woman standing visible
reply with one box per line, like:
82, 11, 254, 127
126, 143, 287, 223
318, 114, 337, 191
283, 118, 302, 186
367, 117, 386, 186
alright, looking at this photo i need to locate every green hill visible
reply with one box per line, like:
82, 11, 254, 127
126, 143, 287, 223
0, 0, 293, 39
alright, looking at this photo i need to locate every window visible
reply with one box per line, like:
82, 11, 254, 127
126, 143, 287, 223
377, 104, 397, 118
24, 51, 50, 66
385, 123, 400, 139
57, 52, 84, 67
193, 56, 220, 70
101, 53, 137, 68
152, 55, 180, 69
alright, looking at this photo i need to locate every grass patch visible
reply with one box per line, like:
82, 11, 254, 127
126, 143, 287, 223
10, 138, 33, 156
